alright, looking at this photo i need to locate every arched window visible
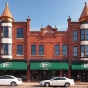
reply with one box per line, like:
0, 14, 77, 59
62, 45, 67, 55
17, 45, 23, 55
31, 45, 36, 55
54, 44, 60, 55
73, 30, 78, 41
17, 28, 23, 38
38, 45, 44, 55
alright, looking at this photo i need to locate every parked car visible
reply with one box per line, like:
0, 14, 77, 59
0, 75, 22, 86
40, 77, 75, 87
17, 75, 27, 81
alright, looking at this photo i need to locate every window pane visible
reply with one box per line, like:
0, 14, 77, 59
62, 45, 67, 50
3, 26, 8, 37
85, 46, 88, 51
73, 53, 77, 57
55, 51, 60, 55
62, 51, 67, 55
81, 35, 85, 40
73, 47, 77, 52
81, 51, 84, 57
17, 28, 23, 33
4, 50, 8, 54
85, 52, 88, 57
31, 51, 36, 55
39, 51, 44, 55
17, 45, 23, 55
17, 28, 23, 38
73, 36, 77, 41
4, 44, 8, 49
55, 45, 60, 50
85, 30, 88, 34
39, 45, 44, 50
85, 35, 88, 40
81, 30, 84, 35
31, 45, 36, 50
17, 45, 23, 50
81, 46, 84, 51
17, 51, 23, 55
73, 31, 77, 35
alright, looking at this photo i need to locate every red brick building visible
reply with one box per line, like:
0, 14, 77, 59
0, 2, 88, 82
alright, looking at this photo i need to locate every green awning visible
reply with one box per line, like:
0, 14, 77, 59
30, 61, 69, 70
0, 62, 27, 70
72, 63, 88, 70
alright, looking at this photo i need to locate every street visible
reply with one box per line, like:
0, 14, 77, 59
0, 83, 88, 88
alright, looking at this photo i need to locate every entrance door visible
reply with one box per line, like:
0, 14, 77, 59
42, 71, 48, 80
81, 71, 87, 82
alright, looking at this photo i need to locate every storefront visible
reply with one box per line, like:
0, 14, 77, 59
30, 61, 69, 81
0, 61, 27, 80
71, 62, 88, 82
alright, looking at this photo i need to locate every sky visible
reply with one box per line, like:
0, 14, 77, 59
0, 0, 87, 31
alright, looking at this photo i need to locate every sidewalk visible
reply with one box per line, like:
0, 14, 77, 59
75, 82, 88, 85
22, 82, 39, 85
22, 81, 88, 85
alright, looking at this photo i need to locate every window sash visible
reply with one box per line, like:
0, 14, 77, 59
3, 44, 12, 55
81, 45, 88, 57
17, 28, 23, 38
3, 26, 8, 37
17, 45, 23, 55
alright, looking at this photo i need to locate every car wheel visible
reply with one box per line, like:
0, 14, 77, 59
11, 82, 17, 87
45, 82, 50, 87
65, 82, 70, 87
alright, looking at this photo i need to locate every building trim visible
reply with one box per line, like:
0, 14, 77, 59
1, 23, 12, 27
1, 38, 12, 44
81, 41, 88, 45
1, 55, 12, 59
81, 24, 88, 29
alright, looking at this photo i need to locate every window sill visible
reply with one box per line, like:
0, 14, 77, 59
30, 55, 45, 56
61, 55, 68, 56
16, 38, 23, 39
16, 55, 24, 56
53, 55, 60, 56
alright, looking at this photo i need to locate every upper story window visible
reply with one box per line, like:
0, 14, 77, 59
38, 45, 44, 55
3, 26, 8, 37
81, 45, 88, 57
62, 45, 67, 55
31, 45, 36, 55
54, 44, 60, 55
81, 29, 88, 40
3, 44, 12, 55
17, 45, 23, 55
17, 28, 23, 38
73, 30, 78, 41
73, 46, 77, 57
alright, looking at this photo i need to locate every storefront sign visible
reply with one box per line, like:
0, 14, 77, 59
40, 62, 51, 68
1, 62, 12, 67
81, 63, 88, 68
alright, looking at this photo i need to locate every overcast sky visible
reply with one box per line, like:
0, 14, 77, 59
0, 0, 87, 31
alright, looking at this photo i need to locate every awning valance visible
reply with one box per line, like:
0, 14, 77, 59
0, 62, 27, 70
72, 63, 88, 70
30, 61, 69, 70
